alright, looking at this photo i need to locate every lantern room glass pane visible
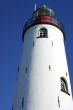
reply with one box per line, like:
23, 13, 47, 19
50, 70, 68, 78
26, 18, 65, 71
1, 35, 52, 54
33, 6, 54, 18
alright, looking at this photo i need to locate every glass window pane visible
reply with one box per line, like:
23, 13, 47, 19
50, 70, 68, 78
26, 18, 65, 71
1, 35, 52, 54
39, 28, 48, 38
61, 77, 69, 94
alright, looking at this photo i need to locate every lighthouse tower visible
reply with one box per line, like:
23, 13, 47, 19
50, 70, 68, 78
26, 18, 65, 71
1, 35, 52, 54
12, 5, 73, 110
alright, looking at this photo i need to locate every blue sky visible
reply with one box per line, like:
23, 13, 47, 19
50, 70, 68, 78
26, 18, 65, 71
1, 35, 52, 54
0, 0, 73, 110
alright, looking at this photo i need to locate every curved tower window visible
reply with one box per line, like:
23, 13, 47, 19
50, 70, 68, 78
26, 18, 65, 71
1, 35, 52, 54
60, 77, 70, 95
12, 107, 13, 110
38, 28, 48, 38
22, 97, 24, 108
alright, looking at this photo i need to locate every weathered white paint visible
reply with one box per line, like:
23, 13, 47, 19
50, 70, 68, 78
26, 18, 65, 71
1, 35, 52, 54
13, 24, 73, 110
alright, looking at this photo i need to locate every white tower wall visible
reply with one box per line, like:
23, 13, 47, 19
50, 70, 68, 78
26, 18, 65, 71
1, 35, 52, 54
13, 24, 73, 110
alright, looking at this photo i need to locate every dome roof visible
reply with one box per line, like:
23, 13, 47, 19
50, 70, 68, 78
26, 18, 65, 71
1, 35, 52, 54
33, 5, 54, 18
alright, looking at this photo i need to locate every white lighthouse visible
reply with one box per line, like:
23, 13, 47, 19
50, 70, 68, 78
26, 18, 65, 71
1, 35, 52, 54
12, 5, 73, 110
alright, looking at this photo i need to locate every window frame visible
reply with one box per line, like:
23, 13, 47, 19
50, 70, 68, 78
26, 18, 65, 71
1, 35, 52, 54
37, 28, 48, 38
60, 77, 70, 95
